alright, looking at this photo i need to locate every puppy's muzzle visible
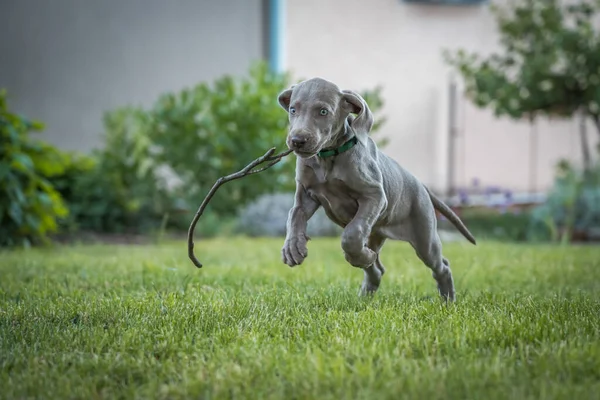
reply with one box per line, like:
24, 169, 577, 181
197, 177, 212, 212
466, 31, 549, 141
287, 131, 317, 156
290, 136, 307, 149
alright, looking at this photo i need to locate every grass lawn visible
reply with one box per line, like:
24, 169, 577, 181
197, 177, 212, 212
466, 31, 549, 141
1, 237, 600, 399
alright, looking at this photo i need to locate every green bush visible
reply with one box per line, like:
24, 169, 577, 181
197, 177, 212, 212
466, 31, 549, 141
447, 208, 535, 242
50, 107, 185, 235
528, 159, 600, 243
147, 62, 387, 219
146, 63, 294, 218
454, 158, 600, 244
0, 90, 69, 247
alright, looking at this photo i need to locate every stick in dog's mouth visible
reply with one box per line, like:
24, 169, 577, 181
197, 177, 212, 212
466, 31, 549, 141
187, 147, 293, 268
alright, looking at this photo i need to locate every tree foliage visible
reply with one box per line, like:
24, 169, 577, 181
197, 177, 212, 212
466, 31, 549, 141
444, 0, 600, 133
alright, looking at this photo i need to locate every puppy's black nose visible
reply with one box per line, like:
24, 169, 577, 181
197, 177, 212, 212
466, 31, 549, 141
291, 136, 307, 149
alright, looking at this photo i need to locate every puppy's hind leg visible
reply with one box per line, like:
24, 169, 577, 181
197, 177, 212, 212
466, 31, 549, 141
359, 235, 387, 296
410, 218, 455, 302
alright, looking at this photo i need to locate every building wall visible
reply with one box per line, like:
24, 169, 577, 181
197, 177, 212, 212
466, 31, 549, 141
284, 0, 599, 194
0, 0, 266, 151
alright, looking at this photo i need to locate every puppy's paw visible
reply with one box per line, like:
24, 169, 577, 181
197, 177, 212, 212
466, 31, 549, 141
281, 236, 308, 267
434, 270, 456, 302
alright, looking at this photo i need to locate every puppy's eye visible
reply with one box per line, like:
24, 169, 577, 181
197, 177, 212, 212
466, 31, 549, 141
319, 109, 328, 116
290, 107, 296, 114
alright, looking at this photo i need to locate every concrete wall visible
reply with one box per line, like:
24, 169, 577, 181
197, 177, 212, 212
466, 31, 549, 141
0, 0, 266, 151
284, 0, 599, 193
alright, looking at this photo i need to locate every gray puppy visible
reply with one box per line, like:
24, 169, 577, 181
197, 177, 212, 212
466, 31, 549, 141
278, 77, 476, 301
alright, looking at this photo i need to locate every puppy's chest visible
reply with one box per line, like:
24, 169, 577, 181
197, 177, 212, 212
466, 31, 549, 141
306, 178, 358, 227
306, 180, 348, 200
307, 158, 354, 182
304, 166, 357, 207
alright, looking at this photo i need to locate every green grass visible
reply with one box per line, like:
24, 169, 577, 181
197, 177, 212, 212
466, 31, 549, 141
1, 237, 600, 399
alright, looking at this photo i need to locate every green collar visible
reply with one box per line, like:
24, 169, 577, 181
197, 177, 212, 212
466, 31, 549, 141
317, 136, 358, 158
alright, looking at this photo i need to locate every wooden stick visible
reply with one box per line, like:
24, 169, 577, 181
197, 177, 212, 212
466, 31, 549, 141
187, 147, 293, 268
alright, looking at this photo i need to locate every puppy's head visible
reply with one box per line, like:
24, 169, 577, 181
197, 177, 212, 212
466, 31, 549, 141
277, 77, 373, 158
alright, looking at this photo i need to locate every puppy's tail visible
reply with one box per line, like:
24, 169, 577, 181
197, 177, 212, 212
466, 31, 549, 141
425, 187, 477, 245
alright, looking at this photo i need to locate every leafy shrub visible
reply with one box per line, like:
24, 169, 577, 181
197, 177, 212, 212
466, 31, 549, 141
528, 159, 600, 243
50, 107, 184, 234
147, 61, 387, 220
146, 63, 292, 219
0, 90, 69, 247
193, 209, 239, 238
236, 193, 341, 237
447, 208, 534, 242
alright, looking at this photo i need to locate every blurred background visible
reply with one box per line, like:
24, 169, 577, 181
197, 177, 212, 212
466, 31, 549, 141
1, 0, 599, 247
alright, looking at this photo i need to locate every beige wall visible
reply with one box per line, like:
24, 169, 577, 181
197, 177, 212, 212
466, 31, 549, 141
285, 0, 599, 194
0, 0, 265, 152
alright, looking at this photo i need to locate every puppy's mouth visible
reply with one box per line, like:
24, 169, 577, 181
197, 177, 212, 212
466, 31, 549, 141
294, 150, 317, 159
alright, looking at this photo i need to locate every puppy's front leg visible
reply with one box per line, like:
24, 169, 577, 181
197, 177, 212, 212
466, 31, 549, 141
341, 190, 387, 268
282, 183, 320, 267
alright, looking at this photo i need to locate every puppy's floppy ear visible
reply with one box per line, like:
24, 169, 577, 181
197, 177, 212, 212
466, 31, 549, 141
342, 90, 374, 145
277, 84, 296, 112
